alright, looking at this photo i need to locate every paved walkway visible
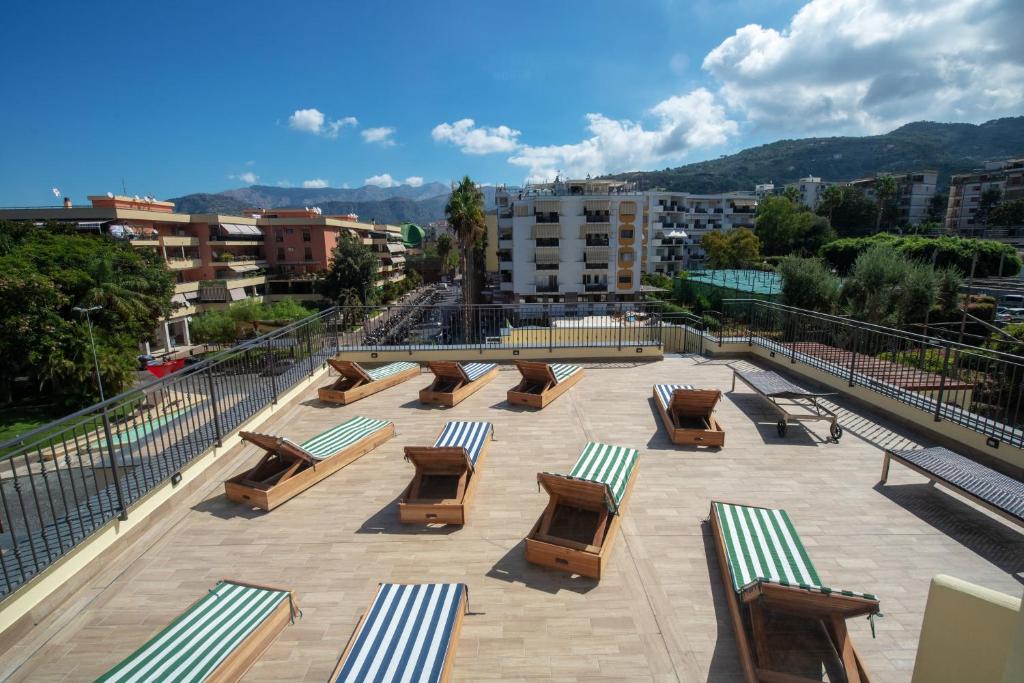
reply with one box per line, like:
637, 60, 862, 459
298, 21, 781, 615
3, 356, 1021, 681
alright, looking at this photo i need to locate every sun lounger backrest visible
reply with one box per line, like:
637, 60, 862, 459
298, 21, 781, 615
98, 580, 293, 683
515, 360, 557, 385
299, 417, 392, 460
328, 358, 373, 383
240, 431, 315, 464
428, 361, 469, 382
712, 501, 878, 603
670, 388, 721, 416
334, 583, 466, 683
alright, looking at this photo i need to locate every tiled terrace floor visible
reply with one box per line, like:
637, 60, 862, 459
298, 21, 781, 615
4, 355, 1022, 682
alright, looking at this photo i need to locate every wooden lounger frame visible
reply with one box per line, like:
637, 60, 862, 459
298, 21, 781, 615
224, 424, 395, 511
330, 584, 467, 683
525, 467, 638, 580
507, 361, 584, 409
399, 432, 493, 525
709, 502, 877, 683
731, 368, 843, 442
419, 361, 499, 407
655, 387, 725, 447
880, 449, 1024, 530
318, 359, 419, 405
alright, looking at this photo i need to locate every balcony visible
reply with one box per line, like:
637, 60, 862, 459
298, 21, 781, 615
584, 282, 607, 292
162, 235, 200, 247
166, 257, 202, 270
583, 260, 608, 271
535, 282, 559, 293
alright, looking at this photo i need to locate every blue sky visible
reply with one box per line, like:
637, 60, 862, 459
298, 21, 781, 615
2, 0, 1021, 204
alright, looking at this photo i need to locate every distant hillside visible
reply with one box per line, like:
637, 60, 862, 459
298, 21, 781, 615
216, 181, 450, 207
608, 117, 1024, 193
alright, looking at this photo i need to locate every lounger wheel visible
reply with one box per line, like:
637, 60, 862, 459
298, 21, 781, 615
830, 422, 843, 442
776, 420, 787, 437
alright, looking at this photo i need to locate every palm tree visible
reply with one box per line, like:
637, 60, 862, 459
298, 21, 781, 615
436, 233, 454, 277
81, 253, 169, 339
445, 176, 486, 309
873, 175, 898, 233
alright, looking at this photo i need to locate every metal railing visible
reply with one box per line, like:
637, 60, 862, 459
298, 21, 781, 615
718, 299, 1024, 449
0, 308, 340, 598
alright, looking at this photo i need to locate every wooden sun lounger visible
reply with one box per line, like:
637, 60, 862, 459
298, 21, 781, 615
709, 501, 881, 683
525, 442, 639, 580
653, 384, 725, 447
881, 446, 1024, 529
225, 417, 394, 511
98, 579, 299, 683
318, 359, 419, 405
507, 361, 584, 409
400, 421, 494, 525
731, 367, 843, 441
330, 583, 467, 683
419, 361, 499, 407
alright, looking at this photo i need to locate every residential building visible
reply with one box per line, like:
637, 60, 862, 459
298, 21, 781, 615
783, 176, 843, 210
493, 179, 644, 303
946, 159, 1024, 234
646, 191, 757, 274
754, 183, 775, 200
0, 196, 406, 352
850, 170, 938, 226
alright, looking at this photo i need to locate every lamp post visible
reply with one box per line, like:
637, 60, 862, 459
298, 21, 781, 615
73, 305, 105, 402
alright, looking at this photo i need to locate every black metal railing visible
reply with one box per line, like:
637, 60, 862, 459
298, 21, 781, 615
0, 308, 340, 598
718, 299, 1024, 448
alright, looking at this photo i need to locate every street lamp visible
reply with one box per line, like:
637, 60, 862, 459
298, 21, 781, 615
73, 305, 105, 402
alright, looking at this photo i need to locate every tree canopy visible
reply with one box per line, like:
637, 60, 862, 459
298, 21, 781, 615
445, 177, 485, 306
701, 228, 762, 269
0, 221, 173, 408
818, 233, 1021, 277
320, 233, 379, 304
815, 186, 878, 237
755, 196, 835, 257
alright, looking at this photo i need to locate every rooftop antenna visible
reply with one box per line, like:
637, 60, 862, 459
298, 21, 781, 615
106, 191, 114, 198
51, 187, 61, 198
122, 178, 127, 196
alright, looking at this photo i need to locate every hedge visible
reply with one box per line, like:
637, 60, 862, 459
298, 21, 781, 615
819, 234, 1021, 277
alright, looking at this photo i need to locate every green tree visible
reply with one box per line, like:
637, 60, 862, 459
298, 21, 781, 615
782, 186, 801, 204
873, 175, 898, 233
819, 233, 1020, 277
320, 232, 379, 304
977, 187, 1003, 226
988, 199, 1024, 227
436, 233, 454, 276
927, 192, 948, 223
815, 186, 877, 237
445, 177, 486, 308
777, 257, 839, 313
189, 310, 237, 346
818, 185, 845, 223
755, 196, 834, 256
701, 228, 762, 268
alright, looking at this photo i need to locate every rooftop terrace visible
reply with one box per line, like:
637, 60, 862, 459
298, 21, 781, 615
2, 356, 1021, 681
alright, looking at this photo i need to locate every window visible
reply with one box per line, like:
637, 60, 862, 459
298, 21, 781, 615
618, 275, 632, 284
620, 228, 634, 239
275, 230, 284, 243
277, 248, 285, 260
304, 247, 313, 260
302, 231, 311, 242
620, 251, 634, 263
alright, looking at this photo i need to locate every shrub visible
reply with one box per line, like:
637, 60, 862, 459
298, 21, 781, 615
819, 234, 1020, 277
777, 257, 840, 313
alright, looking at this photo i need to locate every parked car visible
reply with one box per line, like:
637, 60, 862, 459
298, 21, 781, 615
1006, 308, 1024, 323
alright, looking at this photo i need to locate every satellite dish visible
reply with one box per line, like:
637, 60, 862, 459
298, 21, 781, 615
51, 187, 61, 198
107, 191, 114, 198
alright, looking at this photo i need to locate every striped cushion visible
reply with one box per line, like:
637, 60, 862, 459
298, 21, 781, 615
434, 421, 492, 467
460, 362, 496, 382
888, 446, 1024, 522
714, 502, 877, 601
300, 417, 392, 460
334, 583, 465, 683
367, 362, 418, 382
550, 363, 581, 384
98, 581, 290, 683
654, 384, 694, 410
569, 442, 638, 514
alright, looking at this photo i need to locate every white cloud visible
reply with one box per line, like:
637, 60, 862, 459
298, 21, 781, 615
302, 178, 329, 188
508, 88, 737, 182
431, 119, 522, 154
702, 0, 1024, 134
288, 108, 358, 137
229, 171, 259, 184
361, 127, 396, 146
365, 173, 397, 188
405, 176, 424, 187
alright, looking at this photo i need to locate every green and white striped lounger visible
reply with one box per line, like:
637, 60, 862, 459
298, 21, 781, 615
550, 363, 581, 383
366, 361, 418, 381
547, 442, 638, 515
284, 416, 393, 460
99, 580, 298, 683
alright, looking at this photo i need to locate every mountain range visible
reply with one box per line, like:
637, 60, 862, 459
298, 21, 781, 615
169, 117, 1024, 222
608, 117, 1024, 193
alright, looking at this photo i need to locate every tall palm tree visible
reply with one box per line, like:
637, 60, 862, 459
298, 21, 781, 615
436, 233, 454, 277
445, 176, 486, 309
81, 252, 169, 339
873, 175, 898, 233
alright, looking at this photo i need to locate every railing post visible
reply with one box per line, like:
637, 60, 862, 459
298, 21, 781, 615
934, 344, 951, 422
747, 301, 754, 346
617, 305, 623, 351
790, 315, 797, 364
205, 365, 222, 447
265, 337, 278, 404
306, 326, 315, 376
848, 327, 858, 387
332, 308, 340, 356
99, 406, 128, 520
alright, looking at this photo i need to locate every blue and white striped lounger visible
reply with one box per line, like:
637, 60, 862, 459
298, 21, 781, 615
709, 501, 880, 681
228, 417, 395, 510
99, 580, 298, 683
331, 583, 468, 683
882, 446, 1024, 527
401, 422, 494, 524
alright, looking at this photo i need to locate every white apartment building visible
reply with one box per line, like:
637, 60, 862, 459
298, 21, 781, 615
495, 179, 644, 303
784, 176, 843, 210
492, 181, 759, 301
851, 170, 938, 226
946, 159, 1024, 233
646, 191, 757, 275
